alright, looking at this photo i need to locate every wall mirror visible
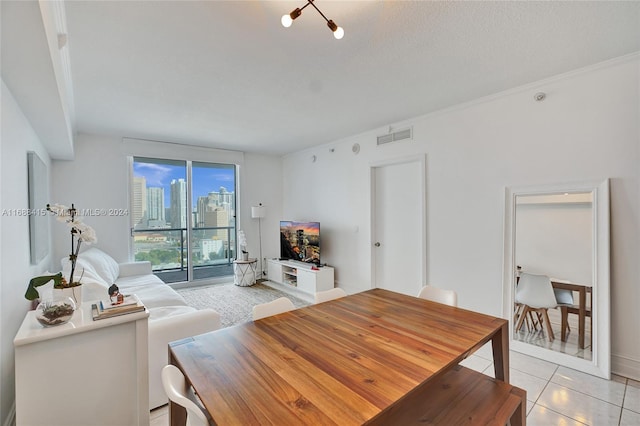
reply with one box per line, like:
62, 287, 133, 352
502, 180, 610, 379
27, 151, 49, 264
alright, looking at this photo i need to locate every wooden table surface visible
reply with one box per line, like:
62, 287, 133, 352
169, 288, 509, 425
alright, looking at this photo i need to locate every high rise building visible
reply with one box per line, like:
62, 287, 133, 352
195, 187, 235, 228
170, 178, 187, 228
147, 187, 165, 227
132, 176, 147, 228
203, 208, 229, 239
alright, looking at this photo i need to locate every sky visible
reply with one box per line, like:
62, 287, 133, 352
133, 161, 235, 208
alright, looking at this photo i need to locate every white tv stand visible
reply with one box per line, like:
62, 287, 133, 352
267, 259, 335, 296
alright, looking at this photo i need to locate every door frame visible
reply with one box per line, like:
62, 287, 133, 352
369, 154, 427, 292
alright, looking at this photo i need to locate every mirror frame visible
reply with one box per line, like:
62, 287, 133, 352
502, 179, 610, 379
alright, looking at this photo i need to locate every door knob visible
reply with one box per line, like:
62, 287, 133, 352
374, 242, 381, 247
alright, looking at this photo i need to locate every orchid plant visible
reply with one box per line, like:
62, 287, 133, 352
238, 230, 248, 255
25, 203, 98, 301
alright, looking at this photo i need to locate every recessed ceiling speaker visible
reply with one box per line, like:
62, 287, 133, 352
352, 143, 360, 154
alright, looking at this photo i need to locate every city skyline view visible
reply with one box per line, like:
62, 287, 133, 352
131, 158, 238, 280
133, 160, 235, 208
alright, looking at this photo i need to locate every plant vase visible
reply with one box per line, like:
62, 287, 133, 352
53, 284, 83, 307
35, 297, 76, 327
241, 252, 249, 261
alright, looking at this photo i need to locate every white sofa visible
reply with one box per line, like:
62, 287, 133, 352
58, 247, 222, 409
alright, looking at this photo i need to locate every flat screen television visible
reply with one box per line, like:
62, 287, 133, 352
280, 221, 320, 266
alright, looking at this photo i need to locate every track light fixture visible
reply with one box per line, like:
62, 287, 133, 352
281, 0, 344, 39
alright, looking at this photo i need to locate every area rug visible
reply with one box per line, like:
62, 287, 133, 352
177, 282, 311, 328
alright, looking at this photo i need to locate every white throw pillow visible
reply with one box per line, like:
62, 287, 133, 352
76, 247, 120, 284
61, 255, 108, 286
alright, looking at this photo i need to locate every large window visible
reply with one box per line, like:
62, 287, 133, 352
131, 157, 237, 283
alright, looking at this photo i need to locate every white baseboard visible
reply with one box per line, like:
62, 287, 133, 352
3, 401, 15, 426
612, 353, 640, 381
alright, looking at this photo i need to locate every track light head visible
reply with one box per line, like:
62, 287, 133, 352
327, 20, 344, 39
281, 8, 302, 28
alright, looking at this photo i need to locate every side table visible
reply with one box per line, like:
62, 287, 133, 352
14, 302, 150, 425
234, 258, 257, 286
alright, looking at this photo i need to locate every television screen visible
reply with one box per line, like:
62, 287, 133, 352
280, 221, 320, 265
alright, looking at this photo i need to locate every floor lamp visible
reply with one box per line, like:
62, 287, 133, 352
251, 203, 266, 280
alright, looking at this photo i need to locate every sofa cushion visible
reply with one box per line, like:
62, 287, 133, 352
79, 248, 120, 284
147, 305, 197, 321
117, 277, 188, 309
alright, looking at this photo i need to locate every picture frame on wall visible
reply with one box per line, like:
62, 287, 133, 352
27, 151, 49, 264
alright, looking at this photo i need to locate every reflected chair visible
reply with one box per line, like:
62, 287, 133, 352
252, 297, 296, 320
515, 273, 557, 341
161, 365, 210, 426
314, 288, 347, 303
417, 285, 458, 307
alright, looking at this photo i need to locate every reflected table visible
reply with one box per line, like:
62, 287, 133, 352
552, 280, 592, 350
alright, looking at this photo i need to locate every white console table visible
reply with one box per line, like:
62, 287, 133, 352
267, 259, 335, 295
14, 302, 150, 426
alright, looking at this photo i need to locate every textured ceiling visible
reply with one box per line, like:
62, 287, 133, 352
63, 1, 640, 155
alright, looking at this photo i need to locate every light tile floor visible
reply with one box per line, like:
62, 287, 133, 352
462, 344, 640, 426
514, 306, 593, 361
150, 345, 640, 425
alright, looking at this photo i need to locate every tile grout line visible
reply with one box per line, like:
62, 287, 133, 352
534, 364, 593, 425
618, 379, 628, 426
548, 373, 628, 409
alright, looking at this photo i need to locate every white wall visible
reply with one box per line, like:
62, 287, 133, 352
281, 56, 640, 379
52, 135, 283, 272
516, 201, 593, 284
0, 81, 54, 423
239, 153, 283, 277
52, 134, 131, 264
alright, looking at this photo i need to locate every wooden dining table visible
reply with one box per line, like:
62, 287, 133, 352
168, 288, 509, 425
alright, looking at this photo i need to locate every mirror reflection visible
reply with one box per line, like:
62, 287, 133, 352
513, 191, 593, 360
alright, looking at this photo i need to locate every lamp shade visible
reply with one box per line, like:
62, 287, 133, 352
251, 205, 266, 219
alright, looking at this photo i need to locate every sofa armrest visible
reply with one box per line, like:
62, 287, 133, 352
118, 261, 152, 277
147, 308, 222, 409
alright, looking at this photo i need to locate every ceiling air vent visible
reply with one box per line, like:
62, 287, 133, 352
377, 127, 413, 146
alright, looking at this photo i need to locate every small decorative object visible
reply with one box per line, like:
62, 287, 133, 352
24, 203, 97, 305
238, 230, 249, 261
35, 297, 76, 327
108, 283, 124, 305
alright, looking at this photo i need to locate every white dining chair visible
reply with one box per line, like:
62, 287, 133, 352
252, 297, 296, 320
417, 285, 458, 307
514, 273, 557, 341
161, 365, 210, 426
314, 288, 347, 303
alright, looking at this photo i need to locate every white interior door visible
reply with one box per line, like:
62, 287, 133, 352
372, 157, 425, 296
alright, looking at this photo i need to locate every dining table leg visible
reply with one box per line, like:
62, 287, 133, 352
578, 288, 586, 350
492, 321, 510, 383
